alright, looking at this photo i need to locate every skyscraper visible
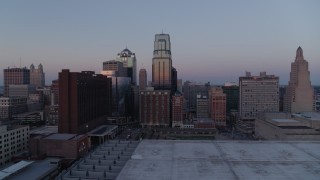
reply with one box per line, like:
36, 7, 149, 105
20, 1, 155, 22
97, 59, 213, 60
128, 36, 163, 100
30, 64, 45, 88
139, 68, 147, 91
102, 60, 127, 77
116, 48, 137, 84
152, 34, 172, 90
3, 67, 30, 97
284, 47, 314, 113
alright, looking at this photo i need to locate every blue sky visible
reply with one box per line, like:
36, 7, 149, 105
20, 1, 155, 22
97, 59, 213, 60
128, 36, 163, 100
0, 0, 319, 85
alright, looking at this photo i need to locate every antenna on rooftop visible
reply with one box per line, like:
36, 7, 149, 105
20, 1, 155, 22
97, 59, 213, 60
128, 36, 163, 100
19, 57, 22, 68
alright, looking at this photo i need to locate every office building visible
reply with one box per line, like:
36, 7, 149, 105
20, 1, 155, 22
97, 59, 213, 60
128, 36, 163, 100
3, 67, 30, 97
238, 72, 279, 133
8, 84, 36, 98
59, 70, 112, 134
284, 47, 314, 113
172, 91, 183, 128
152, 34, 172, 90
183, 81, 211, 112
222, 82, 239, 114
140, 88, 170, 127
30, 64, 45, 88
139, 68, 147, 91
102, 60, 127, 77
116, 48, 137, 84
0, 97, 28, 120
196, 95, 209, 118
171, 67, 177, 92
110, 76, 132, 116
209, 87, 226, 128
0, 125, 29, 167
51, 80, 59, 105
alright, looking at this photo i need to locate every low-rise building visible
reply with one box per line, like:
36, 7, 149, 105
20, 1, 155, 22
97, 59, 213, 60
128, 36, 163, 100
255, 112, 320, 140
29, 133, 89, 159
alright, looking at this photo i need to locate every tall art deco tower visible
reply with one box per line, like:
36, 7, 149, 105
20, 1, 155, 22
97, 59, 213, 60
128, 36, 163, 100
284, 46, 314, 113
152, 33, 172, 90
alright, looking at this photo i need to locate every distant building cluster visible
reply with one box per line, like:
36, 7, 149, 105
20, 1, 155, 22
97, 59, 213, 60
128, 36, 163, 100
1, 32, 319, 172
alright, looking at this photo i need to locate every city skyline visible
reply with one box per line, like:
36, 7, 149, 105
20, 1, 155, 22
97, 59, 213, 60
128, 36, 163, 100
1, 0, 320, 85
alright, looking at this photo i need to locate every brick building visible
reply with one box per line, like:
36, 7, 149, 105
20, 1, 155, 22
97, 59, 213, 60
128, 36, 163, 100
58, 70, 112, 134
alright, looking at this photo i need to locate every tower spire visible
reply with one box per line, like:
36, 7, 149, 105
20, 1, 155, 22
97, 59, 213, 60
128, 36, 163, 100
296, 46, 304, 60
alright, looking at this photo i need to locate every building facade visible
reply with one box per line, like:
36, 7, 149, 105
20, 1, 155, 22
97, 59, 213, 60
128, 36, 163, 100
3, 67, 30, 97
58, 70, 112, 134
30, 64, 45, 88
116, 48, 137, 84
222, 83, 239, 114
172, 91, 183, 128
102, 60, 127, 77
238, 72, 279, 133
284, 47, 314, 113
0, 125, 29, 167
152, 34, 172, 90
139, 88, 170, 127
196, 95, 209, 118
139, 68, 147, 91
0, 97, 28, 120
209, 87, 226, 128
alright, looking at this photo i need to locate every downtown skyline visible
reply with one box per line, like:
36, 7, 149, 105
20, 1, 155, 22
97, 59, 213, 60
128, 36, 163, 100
1, 0, 320, 85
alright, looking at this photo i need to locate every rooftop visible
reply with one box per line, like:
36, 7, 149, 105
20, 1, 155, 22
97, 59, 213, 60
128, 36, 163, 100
293, 112, 320, 121
44, 133, 77, 140
117, 140, 320, 180
272, 119, 299, 123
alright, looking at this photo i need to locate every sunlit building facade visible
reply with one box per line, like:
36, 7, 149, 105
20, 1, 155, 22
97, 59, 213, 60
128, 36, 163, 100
284, 47, 314, 113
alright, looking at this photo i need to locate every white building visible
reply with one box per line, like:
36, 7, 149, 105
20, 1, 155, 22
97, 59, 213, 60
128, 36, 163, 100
284, 47, 314, 113
238, 72, 279, 133
0, 125, 29, 167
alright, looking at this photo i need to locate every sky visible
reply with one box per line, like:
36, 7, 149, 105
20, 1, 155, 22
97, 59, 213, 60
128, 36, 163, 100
0, 0, 319, 85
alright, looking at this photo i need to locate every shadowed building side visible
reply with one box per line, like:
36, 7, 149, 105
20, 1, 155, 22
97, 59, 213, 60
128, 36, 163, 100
58, 70, 112, 134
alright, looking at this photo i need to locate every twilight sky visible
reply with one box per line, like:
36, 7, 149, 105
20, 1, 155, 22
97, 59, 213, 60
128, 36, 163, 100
0, 0, 319, 85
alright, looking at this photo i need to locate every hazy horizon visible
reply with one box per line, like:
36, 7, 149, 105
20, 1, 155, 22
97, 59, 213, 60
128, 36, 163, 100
1, 0, 319, 86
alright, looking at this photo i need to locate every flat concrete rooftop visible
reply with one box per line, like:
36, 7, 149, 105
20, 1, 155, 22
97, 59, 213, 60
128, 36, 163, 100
272, 118, 299, 123
117, 140, 320, 180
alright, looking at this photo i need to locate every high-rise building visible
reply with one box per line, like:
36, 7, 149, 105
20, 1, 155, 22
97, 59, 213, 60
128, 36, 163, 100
172, 91, 183, 128
139, 68, 147, 91
171, 67, 177, 93
209, 87, 226, 128
51, 80, 59, 105
152, 34, 172, 90
3, 67, 30, 97
183, 81, 210, 112
239, 72, 279, 133
139, 88, 170, 127
284, 47, 314, 113
116, 48, 137, 84
59, 70, 112, 134
196, 95, 209, 118
222, 82, 239, 114
30, 64, 45, 88
102, 60, 127, 77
